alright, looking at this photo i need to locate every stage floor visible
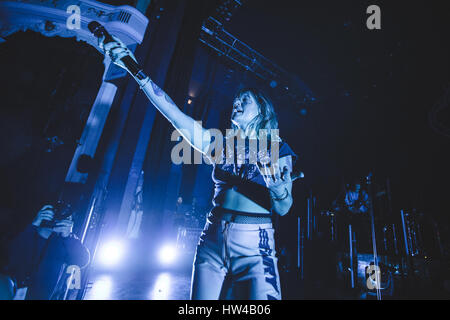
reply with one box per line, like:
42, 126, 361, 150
84, 268, 192, 300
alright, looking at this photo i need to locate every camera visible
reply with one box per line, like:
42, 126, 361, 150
40, 200, 73, 228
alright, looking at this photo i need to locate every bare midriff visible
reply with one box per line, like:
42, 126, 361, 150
220, 187, 270, 214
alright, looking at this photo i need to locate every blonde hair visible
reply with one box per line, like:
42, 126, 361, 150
231, 88, 279, 138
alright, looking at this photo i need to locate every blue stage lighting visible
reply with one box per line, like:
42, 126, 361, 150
158, 243, 178, 265
97, 239, 125, 267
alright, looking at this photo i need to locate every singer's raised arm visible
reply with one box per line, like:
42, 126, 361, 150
138, 77, 210, 154
100, 36, 210, 155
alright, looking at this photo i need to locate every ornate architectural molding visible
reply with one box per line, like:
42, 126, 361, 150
0, 0, 148, 48
0, 1, 150, 183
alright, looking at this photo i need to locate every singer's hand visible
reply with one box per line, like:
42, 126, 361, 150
256, 155, 292, 196
98, 35, 137, 70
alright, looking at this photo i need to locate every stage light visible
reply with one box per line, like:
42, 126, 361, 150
85, 275, 112, 300
158, 243, 177, 265
187, 98, 193, 104
150, 273, 171, 300
97, 239, 125, 267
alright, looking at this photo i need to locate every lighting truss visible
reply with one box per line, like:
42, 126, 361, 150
199, 16, 316, 108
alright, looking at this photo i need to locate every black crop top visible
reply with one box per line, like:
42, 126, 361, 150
211, 136, 298, 212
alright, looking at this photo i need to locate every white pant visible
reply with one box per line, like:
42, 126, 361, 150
190, 218, 282, 300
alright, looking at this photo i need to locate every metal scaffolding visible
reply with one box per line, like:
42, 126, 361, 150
199, 16, 316, 109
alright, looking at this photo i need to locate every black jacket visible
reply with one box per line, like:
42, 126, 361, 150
2, 225, 90, 299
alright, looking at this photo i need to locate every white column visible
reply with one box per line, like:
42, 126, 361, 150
65, 80, 117, 183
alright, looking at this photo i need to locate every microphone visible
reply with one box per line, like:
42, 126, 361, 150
88, 21, 146, 80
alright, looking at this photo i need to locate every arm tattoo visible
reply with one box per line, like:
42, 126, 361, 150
150, 80, 164, 96
164, 93, 175, 105
149, 80, 175, 105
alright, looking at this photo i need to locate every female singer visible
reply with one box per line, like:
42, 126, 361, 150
100, 35, 297, 300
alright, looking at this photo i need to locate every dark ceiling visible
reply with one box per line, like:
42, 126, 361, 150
224, 0, 450, 218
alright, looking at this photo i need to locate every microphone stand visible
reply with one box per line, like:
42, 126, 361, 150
367, 173, 382, 300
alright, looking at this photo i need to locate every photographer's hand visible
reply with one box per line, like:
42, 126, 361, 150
53, 218, 73, 238
32, 205, 54, 227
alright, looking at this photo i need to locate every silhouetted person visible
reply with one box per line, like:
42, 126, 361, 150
1, 205, 90, 299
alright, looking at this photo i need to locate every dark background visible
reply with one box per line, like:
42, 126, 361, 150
0, 32, 104, 237
224, 0, 449, 221
0, 0, 448, 300
0, 0, 448, 245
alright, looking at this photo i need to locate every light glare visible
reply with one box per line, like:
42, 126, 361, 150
158, 244, 177, 265
150, 273, 171, 300
97, 240, 125, 267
